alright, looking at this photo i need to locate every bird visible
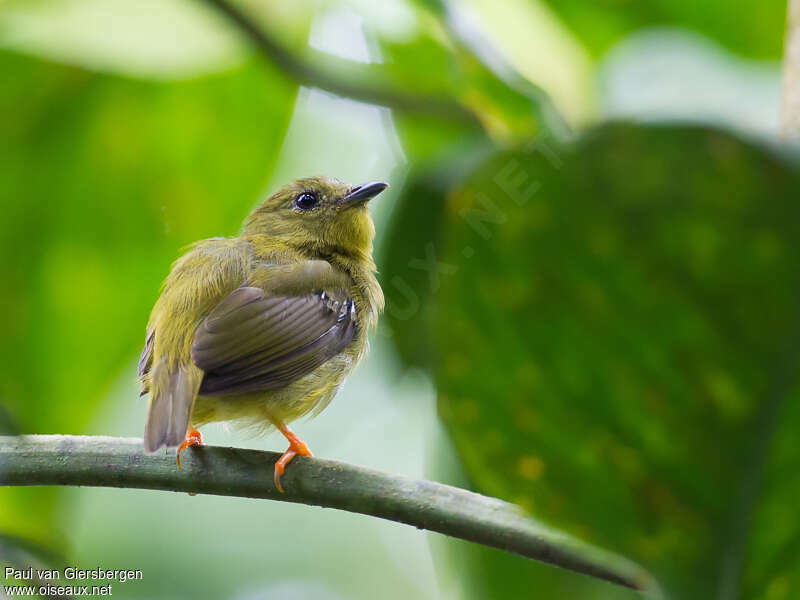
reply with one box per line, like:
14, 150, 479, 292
138, 176, 387, 492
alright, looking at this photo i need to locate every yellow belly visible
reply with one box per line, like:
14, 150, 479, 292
190, 352, 353, 434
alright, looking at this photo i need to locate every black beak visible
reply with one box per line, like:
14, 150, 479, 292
341, 181, 389, 207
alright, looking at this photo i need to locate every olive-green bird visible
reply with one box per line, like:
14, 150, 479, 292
138, 176, 387, 491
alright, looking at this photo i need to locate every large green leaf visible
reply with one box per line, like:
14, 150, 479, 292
537, 0, 787, 59
385, 122, 800, 597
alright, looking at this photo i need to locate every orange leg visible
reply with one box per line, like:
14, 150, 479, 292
176, 427, 203, 468
274, 424, 313, 493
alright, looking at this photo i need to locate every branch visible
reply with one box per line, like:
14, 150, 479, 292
0, 435, 657, 594
201, 0, 484, 129
782, 0, 800, 136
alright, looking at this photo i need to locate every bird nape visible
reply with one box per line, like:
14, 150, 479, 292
138, 176, 388, 492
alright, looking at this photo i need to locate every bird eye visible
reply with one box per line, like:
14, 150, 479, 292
294, 192, 319, 211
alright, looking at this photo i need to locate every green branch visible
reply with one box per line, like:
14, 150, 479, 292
0, 435, 658, 594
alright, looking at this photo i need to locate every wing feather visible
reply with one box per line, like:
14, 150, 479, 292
192, 287, 357, 397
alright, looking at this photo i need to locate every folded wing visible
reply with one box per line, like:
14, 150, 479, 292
191, 286, 357, 396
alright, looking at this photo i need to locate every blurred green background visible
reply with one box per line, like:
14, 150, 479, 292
1, 0, 798, 598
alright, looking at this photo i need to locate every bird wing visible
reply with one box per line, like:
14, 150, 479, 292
191, 286, 357, 396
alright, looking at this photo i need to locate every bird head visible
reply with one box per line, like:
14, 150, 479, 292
243, 176, 388, 260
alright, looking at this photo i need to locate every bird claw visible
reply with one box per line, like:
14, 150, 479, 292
176, 427, 203, 469
273, 425, 313, 493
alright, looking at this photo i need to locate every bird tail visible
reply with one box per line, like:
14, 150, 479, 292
143, 360, 202, 452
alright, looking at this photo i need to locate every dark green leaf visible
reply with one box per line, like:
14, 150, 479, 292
386, 122, 800, 596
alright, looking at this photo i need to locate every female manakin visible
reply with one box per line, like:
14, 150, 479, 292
138, 176, 387, 492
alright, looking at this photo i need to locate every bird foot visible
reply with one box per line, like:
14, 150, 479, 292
274, 425, 313, 493
176, 427, 203, 468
